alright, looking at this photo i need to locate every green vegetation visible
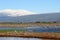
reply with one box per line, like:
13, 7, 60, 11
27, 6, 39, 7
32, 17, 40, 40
0, 21, 59, 24
35, 21, 58, 24
0, 30, 26, 32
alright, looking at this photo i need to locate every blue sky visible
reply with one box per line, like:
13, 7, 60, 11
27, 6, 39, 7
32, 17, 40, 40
0, 0, 60, 14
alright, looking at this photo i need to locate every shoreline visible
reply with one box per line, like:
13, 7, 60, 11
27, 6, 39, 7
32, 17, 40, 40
0, 32, 60, 39
0, 23, 60, 27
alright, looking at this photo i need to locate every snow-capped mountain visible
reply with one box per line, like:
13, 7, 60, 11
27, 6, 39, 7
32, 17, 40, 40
0, 9, 60, 22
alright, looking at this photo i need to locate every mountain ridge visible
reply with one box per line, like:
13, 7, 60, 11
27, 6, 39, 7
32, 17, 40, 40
0, 13, 60, 22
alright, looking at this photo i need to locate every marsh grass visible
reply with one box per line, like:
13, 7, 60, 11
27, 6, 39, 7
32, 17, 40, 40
0, 30, 26, 32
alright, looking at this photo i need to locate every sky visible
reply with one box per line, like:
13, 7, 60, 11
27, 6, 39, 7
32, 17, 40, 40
0, 0, 60, 14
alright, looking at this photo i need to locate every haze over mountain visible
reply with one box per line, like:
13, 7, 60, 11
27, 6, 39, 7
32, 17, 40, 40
0, 9, 60, 22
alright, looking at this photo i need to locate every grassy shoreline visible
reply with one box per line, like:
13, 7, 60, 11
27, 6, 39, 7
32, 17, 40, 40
0, 22, 60, 27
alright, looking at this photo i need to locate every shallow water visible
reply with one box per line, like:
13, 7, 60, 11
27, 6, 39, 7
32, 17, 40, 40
0, 37, 41, 40
0, 26, 60, 32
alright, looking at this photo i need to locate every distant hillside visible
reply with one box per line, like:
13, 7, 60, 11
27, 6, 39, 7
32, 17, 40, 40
0, 13, 60, 22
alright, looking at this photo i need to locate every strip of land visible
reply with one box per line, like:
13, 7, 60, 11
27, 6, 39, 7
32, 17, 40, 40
0, 32, 60, 39
0, 23, 60, 27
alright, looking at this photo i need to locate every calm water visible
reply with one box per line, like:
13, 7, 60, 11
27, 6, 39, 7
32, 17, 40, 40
0, 37, 41, 40
0, 26, 60, 32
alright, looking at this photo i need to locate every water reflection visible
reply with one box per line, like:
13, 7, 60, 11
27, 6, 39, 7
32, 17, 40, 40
0, 37, 41, 40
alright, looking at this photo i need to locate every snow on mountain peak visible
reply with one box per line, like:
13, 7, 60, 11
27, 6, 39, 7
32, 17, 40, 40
0, 9, 36, 17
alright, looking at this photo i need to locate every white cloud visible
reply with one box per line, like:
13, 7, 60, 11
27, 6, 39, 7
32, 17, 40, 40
0, 9, 36, 17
